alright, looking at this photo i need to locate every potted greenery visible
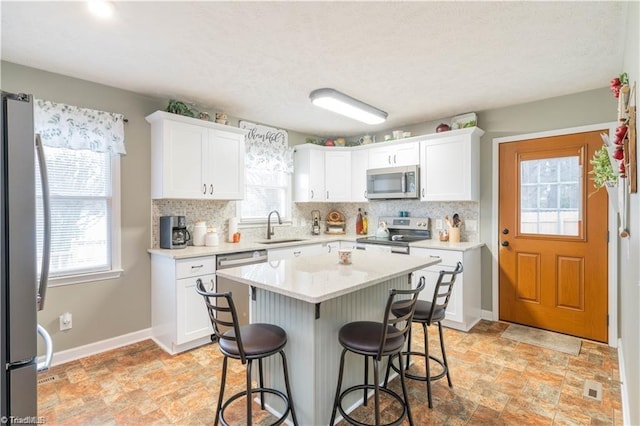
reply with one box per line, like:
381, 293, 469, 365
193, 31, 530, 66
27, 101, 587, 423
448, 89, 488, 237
166, 100, 195, 117
589, 144, 617, 194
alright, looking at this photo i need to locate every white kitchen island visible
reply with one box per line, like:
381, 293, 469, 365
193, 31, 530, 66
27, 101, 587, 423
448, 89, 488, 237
215, 251, 440, 426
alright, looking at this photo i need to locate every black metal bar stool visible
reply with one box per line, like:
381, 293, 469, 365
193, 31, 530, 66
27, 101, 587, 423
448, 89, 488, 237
196, 279, 298, 426
386, 262, 463, 408
329, 278, 425, 426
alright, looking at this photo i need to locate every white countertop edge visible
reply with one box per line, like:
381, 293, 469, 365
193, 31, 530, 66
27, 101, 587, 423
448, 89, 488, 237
215, 255, 441, 304
147, 235, 485, 259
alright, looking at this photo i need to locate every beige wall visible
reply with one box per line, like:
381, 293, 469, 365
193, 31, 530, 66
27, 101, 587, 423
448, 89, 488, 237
1, 61, 163, 352
617, 1, 639, 423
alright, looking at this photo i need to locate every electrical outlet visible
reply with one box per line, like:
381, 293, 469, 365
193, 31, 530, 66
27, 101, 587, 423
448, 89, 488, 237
435, 219, 443, 230
59, 312, 72, 331
466, 219, 477, 231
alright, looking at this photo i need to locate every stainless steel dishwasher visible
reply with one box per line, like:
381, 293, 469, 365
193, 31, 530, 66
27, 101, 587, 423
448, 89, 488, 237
216, 250, 267, 326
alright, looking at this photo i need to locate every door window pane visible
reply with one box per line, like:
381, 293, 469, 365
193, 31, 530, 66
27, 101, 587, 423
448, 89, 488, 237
520, 156, 581, 236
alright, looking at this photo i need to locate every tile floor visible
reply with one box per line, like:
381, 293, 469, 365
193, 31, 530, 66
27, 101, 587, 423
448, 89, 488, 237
37, 320, 622, 425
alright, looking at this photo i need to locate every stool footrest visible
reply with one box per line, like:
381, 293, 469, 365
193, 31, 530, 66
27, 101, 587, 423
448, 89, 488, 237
220, 388, 292, 426
389, 351, 450, 384
337, 384, 408, 426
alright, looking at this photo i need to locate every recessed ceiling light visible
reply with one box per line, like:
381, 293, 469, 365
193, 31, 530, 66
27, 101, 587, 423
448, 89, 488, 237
310, 88, 387, 125
87, 0, 114, 19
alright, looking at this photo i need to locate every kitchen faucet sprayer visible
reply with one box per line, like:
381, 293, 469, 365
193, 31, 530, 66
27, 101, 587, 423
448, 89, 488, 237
267, 210, 282, 239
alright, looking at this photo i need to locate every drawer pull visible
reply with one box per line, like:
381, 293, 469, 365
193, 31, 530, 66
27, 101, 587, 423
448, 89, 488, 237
293, 251, 301, 257
191, 264, 204, 269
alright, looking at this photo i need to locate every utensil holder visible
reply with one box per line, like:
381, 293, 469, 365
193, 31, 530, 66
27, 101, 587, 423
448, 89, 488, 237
449, 227, 460, 243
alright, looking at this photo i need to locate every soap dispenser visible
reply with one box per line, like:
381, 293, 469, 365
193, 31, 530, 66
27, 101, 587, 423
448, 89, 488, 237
311, 210, 321, 235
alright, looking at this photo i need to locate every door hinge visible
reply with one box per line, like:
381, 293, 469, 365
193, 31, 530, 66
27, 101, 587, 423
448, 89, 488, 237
607, 231, 609, 243
607, 314, 609, 326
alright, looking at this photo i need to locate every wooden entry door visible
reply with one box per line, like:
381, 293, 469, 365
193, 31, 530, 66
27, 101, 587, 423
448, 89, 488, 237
498, 130, 609, 342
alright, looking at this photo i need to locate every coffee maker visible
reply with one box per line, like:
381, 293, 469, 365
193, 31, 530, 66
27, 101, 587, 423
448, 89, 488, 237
160, 216, 190, 249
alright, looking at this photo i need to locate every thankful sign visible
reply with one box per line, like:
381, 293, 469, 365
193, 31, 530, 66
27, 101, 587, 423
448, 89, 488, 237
239, 120, 288, 148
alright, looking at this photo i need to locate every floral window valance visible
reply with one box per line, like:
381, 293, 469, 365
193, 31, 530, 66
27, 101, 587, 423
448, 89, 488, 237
239, 120, 293, 173
34, 98, 126, 155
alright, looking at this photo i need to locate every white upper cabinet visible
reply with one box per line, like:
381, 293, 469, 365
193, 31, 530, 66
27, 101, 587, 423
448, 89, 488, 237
207, 129, 245, 200
350, 149, 369, 202
146, 111, 246, 200
368, 141, 420, 168
325, 150, 351, 201
294, 145, 326, 202
294, 145, 353, 202
419, 127, 484, 201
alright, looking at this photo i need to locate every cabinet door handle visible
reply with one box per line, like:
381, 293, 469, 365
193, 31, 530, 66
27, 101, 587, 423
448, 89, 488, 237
327, 245, 332, 253
293, 251, 301, 257
203, 184, 207, 194
326, 191, 329, 199
388, 155, 391, 165
422, 188, 425, 197
208, 279, 215, 291
311, 190, 314, 199
210, 184, 214, 195
393, 154, 397, 164
364, 190, 367, 198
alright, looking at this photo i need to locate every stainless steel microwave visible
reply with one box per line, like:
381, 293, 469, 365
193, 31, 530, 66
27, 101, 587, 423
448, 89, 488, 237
366, 165, 419, 199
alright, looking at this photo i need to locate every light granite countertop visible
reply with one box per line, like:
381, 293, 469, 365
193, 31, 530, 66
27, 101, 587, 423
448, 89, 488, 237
147, 234, 485, 259
215, 250, 441, 304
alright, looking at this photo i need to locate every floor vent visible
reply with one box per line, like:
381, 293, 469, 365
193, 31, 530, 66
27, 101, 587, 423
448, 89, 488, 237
583, 379, 603, 402
37, 375, 57, 385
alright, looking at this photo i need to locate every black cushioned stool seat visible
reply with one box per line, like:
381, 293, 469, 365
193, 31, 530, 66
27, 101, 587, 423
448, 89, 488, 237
387, 262, 463, 409
329, 280, 425, 426
196, 280, 298, 426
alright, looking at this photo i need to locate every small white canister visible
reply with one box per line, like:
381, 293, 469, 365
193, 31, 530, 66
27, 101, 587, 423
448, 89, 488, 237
193, 221, 207, 246
205, 227, 219, 247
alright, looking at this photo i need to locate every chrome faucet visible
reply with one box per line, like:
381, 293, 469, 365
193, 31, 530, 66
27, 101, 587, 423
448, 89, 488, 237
266, 210, 282, 239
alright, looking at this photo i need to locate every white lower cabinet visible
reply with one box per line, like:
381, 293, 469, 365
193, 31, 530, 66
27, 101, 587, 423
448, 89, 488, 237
322, 240, 357, 254
151, 254, 215, 354
267, 243, 325, 261
410, 247, 481, 331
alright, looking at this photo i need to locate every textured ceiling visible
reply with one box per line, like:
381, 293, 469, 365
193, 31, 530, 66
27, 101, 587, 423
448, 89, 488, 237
0, 1, 629, 137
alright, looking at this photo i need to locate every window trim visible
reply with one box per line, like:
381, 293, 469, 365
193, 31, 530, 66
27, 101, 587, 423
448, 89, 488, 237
46, 154, 122, 287
236, 171, 293, 226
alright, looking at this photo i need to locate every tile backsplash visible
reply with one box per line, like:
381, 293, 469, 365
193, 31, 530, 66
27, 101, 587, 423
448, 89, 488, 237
151, 199, 479, 247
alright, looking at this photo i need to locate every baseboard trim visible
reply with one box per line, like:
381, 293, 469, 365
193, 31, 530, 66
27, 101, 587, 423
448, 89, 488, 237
618, 338, 630, 426
41, 328, 152, 367
481, 309, 493, 321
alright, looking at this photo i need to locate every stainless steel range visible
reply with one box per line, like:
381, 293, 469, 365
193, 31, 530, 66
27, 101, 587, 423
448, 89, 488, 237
356, 216, 431, 255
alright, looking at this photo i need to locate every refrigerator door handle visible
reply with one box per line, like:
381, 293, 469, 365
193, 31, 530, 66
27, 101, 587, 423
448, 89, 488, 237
36, 324, 53, 372
35, 134, 51, 311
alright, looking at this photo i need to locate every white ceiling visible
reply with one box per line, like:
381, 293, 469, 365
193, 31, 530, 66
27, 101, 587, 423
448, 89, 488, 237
0, 1, 629, 138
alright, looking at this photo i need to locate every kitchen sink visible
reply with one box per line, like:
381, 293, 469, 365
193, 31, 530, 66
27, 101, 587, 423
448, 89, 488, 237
257, 238, 308, 245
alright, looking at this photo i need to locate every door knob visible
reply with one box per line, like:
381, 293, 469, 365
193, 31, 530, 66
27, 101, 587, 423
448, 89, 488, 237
501, 241, 509, 247
502, 228, 509, 234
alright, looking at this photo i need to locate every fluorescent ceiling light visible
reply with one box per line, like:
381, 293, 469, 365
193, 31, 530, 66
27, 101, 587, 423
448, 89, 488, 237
309, 88, 387, 125
87, 0, 114, 19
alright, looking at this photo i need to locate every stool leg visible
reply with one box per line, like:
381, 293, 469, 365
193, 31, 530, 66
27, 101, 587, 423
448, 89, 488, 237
246, 359, 253, 424
423, 322, 433, 409
383, 355, 391, 387
279, 350, 298, 425
373, 358, 380, 426
438, 322, 452, 387
363, 355, 369, 406
215, 356, 228, 426
329, 349, 348, 426
397, 353, 414, 426
258, 358, 265, 409
405, 324, 413, 370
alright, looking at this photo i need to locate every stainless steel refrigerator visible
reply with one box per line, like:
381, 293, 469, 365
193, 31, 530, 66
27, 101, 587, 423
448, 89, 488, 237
1, 92, 53, 421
